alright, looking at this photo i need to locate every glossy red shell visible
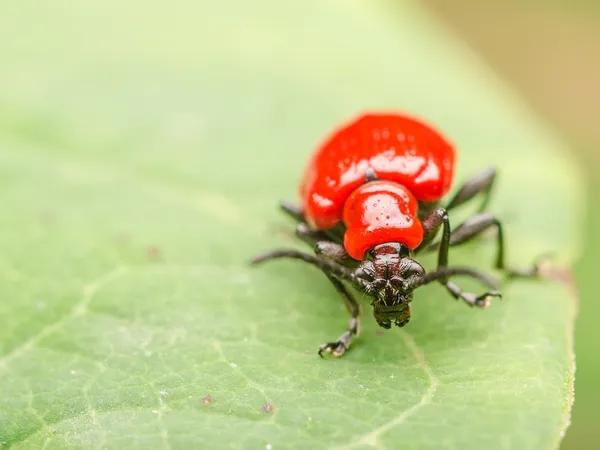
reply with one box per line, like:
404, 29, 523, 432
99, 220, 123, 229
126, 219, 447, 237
343, 181, 423, 260
300, 113, 455, 230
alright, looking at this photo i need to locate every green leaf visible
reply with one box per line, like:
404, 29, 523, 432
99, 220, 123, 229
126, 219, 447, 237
0, 0, 582, 448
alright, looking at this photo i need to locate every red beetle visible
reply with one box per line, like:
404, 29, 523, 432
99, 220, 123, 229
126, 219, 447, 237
252, 113, 540, 357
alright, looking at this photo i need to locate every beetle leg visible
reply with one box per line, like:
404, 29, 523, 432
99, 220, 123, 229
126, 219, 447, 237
250, 249, 364, 357
416, 208, 448, 252
414, 208, 452, 274
442, 281, 501, 308
317, 273, 360, 358
294, 223, 355, 266
280, 200, 305, 222
250, 249, 364, 284
445, 166, 496, 213
315, 241, 356, 267
280, 201, 346, 245
413, 208, 502, 306
427, 212, 541, 278
294, 223, 331, 246
407, 266, 501, 308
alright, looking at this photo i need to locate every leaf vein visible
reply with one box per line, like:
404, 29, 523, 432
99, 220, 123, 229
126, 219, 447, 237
338, 331, 438, 448
212, 341, 278, 423
0, 266, 128, 371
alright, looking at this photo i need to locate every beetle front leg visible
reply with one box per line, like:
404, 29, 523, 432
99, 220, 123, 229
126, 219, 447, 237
318, 273, 360, 358
251, 249, 365, 357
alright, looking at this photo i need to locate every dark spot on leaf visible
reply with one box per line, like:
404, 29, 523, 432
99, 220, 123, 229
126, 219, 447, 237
147, 246, 162, 260
202, 395, 213, 405
375, 330, 385, 337
261, 402, 275, 413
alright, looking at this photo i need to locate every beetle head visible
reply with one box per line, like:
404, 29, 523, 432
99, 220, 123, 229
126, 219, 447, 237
358, 243, 424, 329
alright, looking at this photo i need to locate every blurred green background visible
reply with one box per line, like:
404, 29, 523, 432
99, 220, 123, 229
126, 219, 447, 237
424, 1, 599, 448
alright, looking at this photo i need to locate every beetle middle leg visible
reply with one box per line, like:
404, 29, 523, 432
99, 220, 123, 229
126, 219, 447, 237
251, 249, 362, 357
415, 208, 502, 307
280, 200, 346, 244
427, 212, 541, 278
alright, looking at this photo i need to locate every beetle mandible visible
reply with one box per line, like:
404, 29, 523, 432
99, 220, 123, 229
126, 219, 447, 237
252, 113, 540, 357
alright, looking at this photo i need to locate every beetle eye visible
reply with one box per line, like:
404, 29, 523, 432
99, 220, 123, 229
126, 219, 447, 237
402, 259, 425, 278
355, 267, 374, 281
372, 279, 386, 289
390, 277, 403, 288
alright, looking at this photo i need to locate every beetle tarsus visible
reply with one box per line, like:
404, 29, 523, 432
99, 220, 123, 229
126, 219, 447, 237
445, 281, 501, 308
504, 253, 552, 279
318, 340, 347, 358
318, 317, 359, 358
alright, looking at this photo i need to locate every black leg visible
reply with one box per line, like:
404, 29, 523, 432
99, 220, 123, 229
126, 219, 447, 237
251, 249, 364, 287
295, 223, 331, 246
416, 208, 448, 255
445, 166, 496, 212
318, 273, 360, 357
315, 241, 356, 266
415, 208, 451, 273
295, 223, 356, 266
407, 266, 501, 308
442, 280, 501, 308
281, 201, 346, 245
414, 209, 504, 308
427, 212, 539, 278
312, 238, 361, 356
280, 200, 305, 222
251, 249, 366, 357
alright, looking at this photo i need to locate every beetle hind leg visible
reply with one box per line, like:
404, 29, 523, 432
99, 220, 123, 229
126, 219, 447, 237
279, 200, 346, 245
280, 200, 306, 222
445, 166, 497, 213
